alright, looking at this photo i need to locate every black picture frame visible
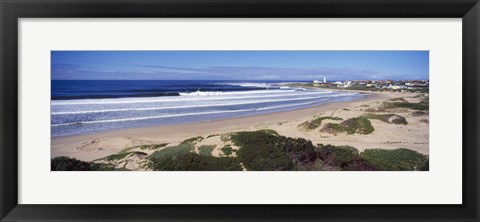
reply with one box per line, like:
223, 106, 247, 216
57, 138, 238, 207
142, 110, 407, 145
1, 0, 479, 221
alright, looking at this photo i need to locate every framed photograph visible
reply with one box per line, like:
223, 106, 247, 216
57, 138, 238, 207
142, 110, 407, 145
1, 0, 479, 221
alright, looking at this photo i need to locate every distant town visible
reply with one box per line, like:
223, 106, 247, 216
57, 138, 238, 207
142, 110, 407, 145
292, 76, 429, 93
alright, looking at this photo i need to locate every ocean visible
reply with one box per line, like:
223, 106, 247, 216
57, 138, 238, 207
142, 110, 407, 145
51, 80, 366, 137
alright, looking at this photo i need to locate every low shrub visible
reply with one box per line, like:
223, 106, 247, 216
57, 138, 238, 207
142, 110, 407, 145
342, 159, 378, 171
316, 144, 360, 166
180, 136, 204, 144
221, 145, 234, 155
363, 114, 408, 125
389, 97, 408, 102
120, 143, 169, 154
236, 143, 294, 171
256, 129, 279, 136
411, 111, 428, 117
148, 143, 193, 160
51, 156, 118, 171
198, 145, 216, 156
392, 102, 429, 111
231, 130, 318, 170
103, 151, 147, 161
150, 153, 242, 171
322, 117, 374, 134
299, 116, 343, 130
360, 148, 429, 171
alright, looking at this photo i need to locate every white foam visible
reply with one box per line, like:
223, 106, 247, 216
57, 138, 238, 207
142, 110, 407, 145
51, 90, 333, 106
51, 95, 336, 115
51, 108, 254, 127
256, 99, 328, 111
178, 89, 291, 96
216, 82, 274, 88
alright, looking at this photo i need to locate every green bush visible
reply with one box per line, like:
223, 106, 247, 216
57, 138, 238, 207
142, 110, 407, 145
411, 111, 428, 117
389, 98, 408, 102
363, 114, 408, 125
236, 143, 294, 171
256, 129, 280, 136
382, 99, 429, 111
392, 102, 429, 111
103, 151, 147, 161
148, 143, 193, 160
299, 116, 343, 130
198, 145, 216, 156
206, 134, 219, 138
316, 144, 360, 166
322, 117, 374, 134
360, 148, 429, 171
119, 143, 168, 154
181, 136, 204, 144
231, 131, 318, 170
150, 153, 242, 171
51, 156, 118, 171
221, 145, 234, 155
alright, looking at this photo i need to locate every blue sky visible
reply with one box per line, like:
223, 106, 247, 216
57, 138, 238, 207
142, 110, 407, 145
51, 51, 429, 81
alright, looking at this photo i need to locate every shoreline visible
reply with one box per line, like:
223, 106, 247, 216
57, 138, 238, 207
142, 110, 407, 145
52, 90, 429, 163
52, 92, 384, 160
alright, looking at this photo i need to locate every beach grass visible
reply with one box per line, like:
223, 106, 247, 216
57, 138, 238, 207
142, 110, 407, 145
411, 111, 428, 117
149, 153, 242, 171
181, 136, 204, 144
148, 143, 193, 160
360, 148, 429, 171
221, 145, 235, 155
103, 151, 148, 161
322, 117, 374, 134
316, 144, 360, 166
381, 99, 429, 111
120, 143, 168, 154
363, 113, 408, 125
51, 156, 125, 171
299, 116, 343, 130
198, 145, 216, 156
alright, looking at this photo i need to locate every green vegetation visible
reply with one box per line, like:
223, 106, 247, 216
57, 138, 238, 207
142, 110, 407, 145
322, 117, 374, 134
221, 145, 235, 155
220, 134, 231, 142
181, 136, 204, 144
119, 143, 168, 154
361, 148, 429, 171
256, 129, 279, 136
51, 156, 121, 171
150, 153, 242, 171
198, 145, 216, 156
53, 130, 429, 172
103, 151, 148, 161
389, 97, 408, 102
299, 116, 343, 130
147, 143, 241, 171
232, 131, 317, 170
137, 143, 168, 150
148, 143, 193, 160
316, 144, 360, 166
363, 114, 408, 125
382, 99, 429, 111
206, 134, 219, 139
411, 111, 428, 117
390, 102, 429, 111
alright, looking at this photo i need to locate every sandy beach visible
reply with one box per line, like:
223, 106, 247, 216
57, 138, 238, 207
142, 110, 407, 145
51, 90, 429, 166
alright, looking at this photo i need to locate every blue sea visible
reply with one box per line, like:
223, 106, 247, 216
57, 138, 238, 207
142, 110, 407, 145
51, 80, 366, 137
